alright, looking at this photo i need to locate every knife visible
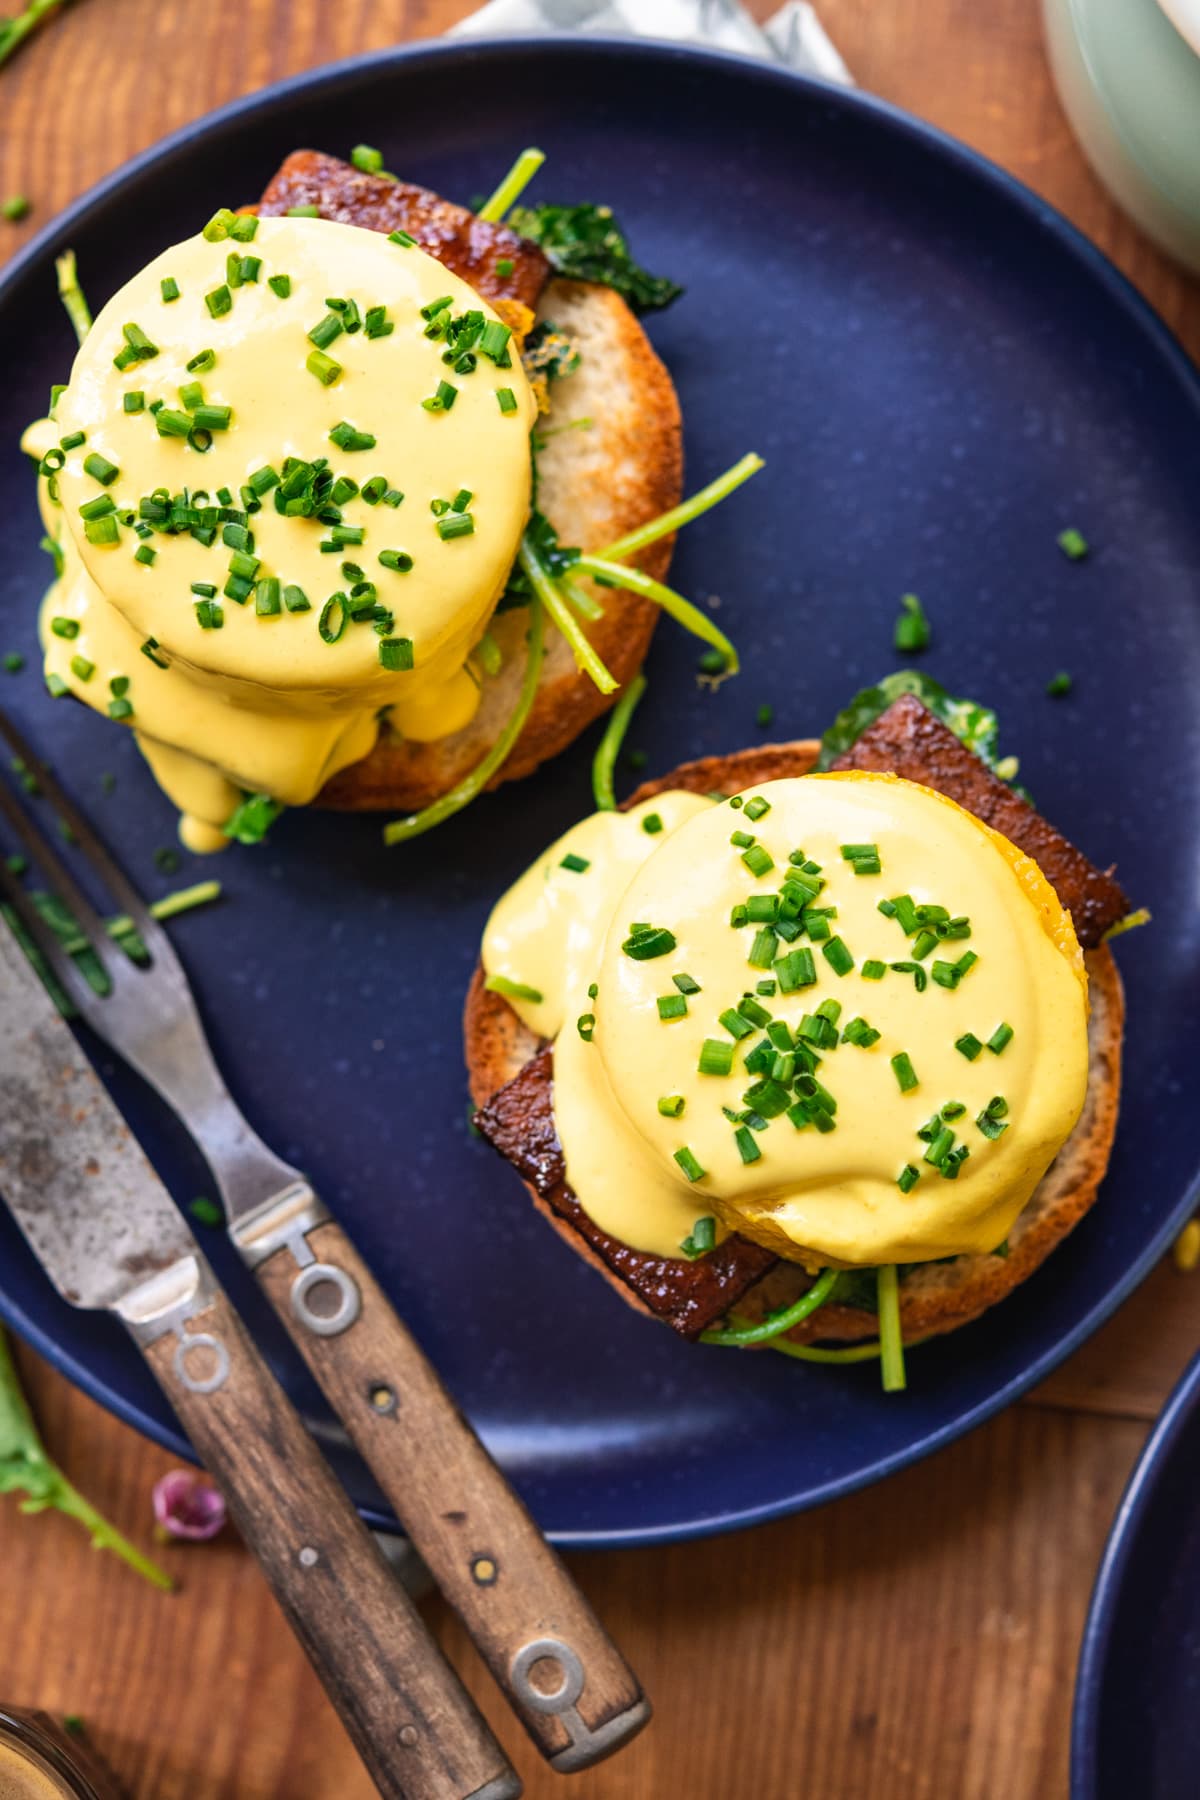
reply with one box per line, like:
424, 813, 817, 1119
0, 924, 520, 1800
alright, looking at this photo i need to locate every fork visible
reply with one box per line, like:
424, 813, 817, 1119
0, 707, 649, 1774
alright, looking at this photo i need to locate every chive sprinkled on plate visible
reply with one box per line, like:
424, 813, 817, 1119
1046, 670, 1073, 696
1057, 527, 1089, 560
894, 592, 930, 653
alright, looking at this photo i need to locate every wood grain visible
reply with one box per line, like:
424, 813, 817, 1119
256, 1220, 648, 1769
1, 3, 1198, 1798
138, 1282, 516, 1800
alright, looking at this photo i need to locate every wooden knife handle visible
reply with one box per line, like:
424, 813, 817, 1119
133, 1273, 520, 1800
256, 1219, 650, 1771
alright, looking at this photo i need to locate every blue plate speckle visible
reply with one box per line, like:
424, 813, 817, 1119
0, 39, 1197, 1545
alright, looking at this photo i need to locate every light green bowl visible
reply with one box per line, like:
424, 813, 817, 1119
1043, 0, 1200, 273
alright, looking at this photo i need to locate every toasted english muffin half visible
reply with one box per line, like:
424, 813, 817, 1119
317, 277, 683, 812
463, 738, 1124, 1346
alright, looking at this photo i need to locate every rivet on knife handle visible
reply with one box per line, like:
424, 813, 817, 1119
253, 1216, 651, 1770
126, 1258, 521, 1800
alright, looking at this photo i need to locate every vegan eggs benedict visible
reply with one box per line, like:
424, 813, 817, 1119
480, 771, 1091, 1273
23, 212, 537, 851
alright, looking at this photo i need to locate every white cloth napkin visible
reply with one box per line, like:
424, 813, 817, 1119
450, 0, 853, 85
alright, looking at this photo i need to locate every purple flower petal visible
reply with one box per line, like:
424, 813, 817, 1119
153, 1469, 227, 1541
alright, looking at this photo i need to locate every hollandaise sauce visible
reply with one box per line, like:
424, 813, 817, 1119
24, 213, 536, 850
483, 773, 1090, 1269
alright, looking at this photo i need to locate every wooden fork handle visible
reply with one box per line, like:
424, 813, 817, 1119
133, 1273, 520, 1800
256, 1219, 651, 1771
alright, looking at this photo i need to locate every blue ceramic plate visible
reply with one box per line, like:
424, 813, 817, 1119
0, 40, 1198, 1546
1072, 1351, 1200, 1799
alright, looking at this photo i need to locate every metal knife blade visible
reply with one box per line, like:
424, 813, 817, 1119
0, 925, 197, 1315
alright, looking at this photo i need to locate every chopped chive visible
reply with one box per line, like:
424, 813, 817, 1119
160, 276, 180, 302
891, 959, 927, 992
891, 1051, 919, 1093
560, 852, 590, 873
496, 257, 514, 278
822, 936, 854, 976
436, 514, 474, 541
861, 960, 887, 981
718, 1010, 755, 1041
894, 591, 930, 653
205, 284, 232, 318
307, 350, 343, 386
679, 1214, 715, 1258
621, 924, 676, 960
1057, 527, 1089, 561
83, 451, 119, 486
497, 387, 518, 414
255, 577, 281, 617
672, 973, 701, 995
774, 947, 816, 992
987, 1022, 1014, 1055
388, 228, 416, 247
351, 143, 385, 174
69, 654, 94, 681
194, 600, 223, 629
422, 379, 458, 413
741, 844, 774, 878
742, 796, 771, 822
1046, 670, 1073, 697
955, 1032, 983, 1061
318, 593, 348, 643
1, 194, 30, 222
107, 696, 133, 721
924, 1126, 955, 1168
379, 637, 414, 672
378, 549, 415, 573
268, 274, 292, 298
286, 203, 321, 218
483, 973, 544, 1004
698, 1039, 735, 1076
329, 419, 376, 452
576, 1013, 595, 1041
282, 585, 310, 614
733, 1125, 761, 1165
133, 544, 156, 567
674, 1147, 706, 1183
49, 616, 79, 638
656, 993, 688, 1022
897, 1164, 920, 1194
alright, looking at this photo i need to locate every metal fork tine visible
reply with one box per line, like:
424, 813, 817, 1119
0, 773, 130, 975
0, 857, 110, 1024
0, 707, 179, 972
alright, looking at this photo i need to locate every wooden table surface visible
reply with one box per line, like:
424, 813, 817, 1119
1, 2, 1197, 1796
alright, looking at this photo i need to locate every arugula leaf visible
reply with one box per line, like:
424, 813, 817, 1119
0, 1329, 172, 1588
508, 203, 683, 314
224, 791, 285, 845
816, 670, 1007, 774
